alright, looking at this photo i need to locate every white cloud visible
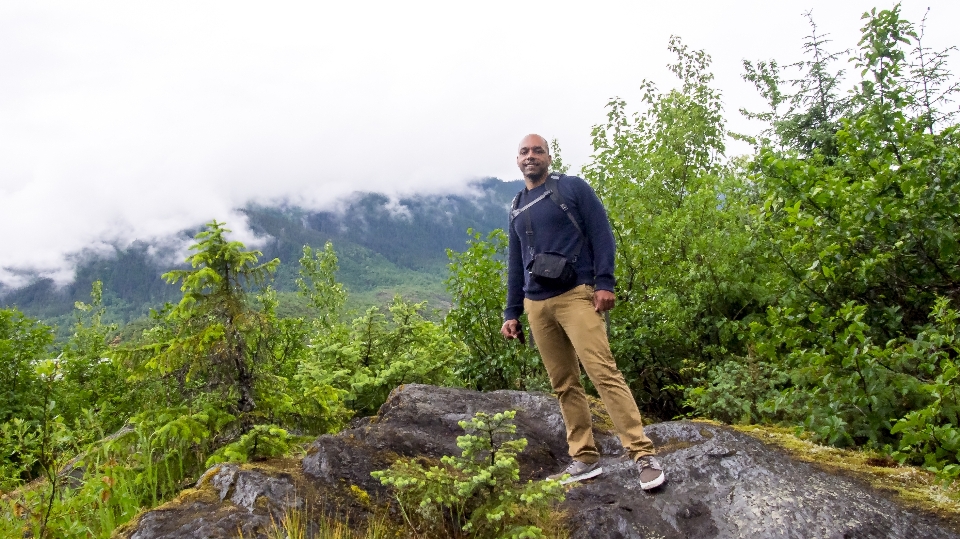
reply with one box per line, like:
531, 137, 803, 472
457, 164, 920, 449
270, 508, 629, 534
1, 1, 957, 285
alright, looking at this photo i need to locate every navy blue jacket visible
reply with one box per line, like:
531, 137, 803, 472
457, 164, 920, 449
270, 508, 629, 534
503, 174, 616, 321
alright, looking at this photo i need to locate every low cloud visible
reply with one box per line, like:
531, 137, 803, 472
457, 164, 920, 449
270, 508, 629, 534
2, 1, 955, 287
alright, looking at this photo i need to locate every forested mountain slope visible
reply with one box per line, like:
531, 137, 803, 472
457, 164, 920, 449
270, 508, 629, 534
0, 178, 521, 327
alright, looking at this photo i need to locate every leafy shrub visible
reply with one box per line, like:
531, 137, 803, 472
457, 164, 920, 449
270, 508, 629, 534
682, 5, 960, 483
0, 418, 41, 491
444, 229, 548, 392
684, 354, 789, 425
303, 296, 459, 417
59, 281, 129, 428
0, 308, 52, 425
690, 297, 960, 482
584, 38, 770, 417
889, 298, 960, 481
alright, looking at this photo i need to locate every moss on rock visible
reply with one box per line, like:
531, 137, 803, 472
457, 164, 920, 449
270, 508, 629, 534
731, 422, 960, 526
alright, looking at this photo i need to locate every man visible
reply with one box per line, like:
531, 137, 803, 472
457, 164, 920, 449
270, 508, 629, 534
500, 134, 665, 490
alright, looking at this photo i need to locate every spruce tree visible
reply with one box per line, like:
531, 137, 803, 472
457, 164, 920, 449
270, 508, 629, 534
135, 220, 279, 416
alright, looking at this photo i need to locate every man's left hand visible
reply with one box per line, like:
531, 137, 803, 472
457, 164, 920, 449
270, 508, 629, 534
593, 289, 615, 312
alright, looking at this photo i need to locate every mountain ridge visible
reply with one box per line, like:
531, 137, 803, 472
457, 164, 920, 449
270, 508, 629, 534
1, 178, 523, 329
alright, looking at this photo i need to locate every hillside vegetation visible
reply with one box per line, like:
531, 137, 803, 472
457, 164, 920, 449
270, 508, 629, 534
2, 7, 960, 538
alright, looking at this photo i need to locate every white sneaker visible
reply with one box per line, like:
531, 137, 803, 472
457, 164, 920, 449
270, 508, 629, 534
636, 456, 665, 490
547, 460, 603, 485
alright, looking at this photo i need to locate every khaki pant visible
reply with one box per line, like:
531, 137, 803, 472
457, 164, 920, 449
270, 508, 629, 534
525, 284, 655, 463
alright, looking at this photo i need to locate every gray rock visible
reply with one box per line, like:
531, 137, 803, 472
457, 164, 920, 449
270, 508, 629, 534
301, 384, 588, 490
568, 422, 959, 538
118, 384, 960, 539
206, 464, 300, 513
123, 463, 306, 539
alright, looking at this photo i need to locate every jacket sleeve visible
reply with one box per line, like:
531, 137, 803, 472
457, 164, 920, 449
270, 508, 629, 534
503, 216, 525, 321
575, 179, 616, 292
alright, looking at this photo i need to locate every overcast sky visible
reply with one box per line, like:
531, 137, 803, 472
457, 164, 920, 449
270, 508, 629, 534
1, 1, 957, 287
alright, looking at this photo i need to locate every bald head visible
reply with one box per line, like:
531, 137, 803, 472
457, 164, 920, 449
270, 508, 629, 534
517, 133, 552, 186
518, 134, 550, 155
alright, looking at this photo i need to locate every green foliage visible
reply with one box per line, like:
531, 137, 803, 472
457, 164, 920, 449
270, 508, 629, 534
444, 229, 546, 391
0, 418, 41, 491
248, 287, 351, 435
297, 242, 347, 329
119, 404, 236, 505
0, 189, 514, 536
0, 402, 230, 538
888, 298, 960, 480
22, 357, 81, 537
0, 223, 353, 537
684, 354, 789, 425
0, 308, 52, 424
373, 410, 566, 539
115, 221, 351, 457
152, 219, 280, 413
549, 139, 570, 175
206, 424, 293, 466
293, 237, 458, 417
740, 12, 851, 158
58, 282, 129, 431
304, 295, 459, 416
0, 460, 142, 539
905, 10, 959, 133
585, 37, 770, 417
746, 6, 960, 334
743, 302, 921, 447
698, 296, 960, 478
686, 5, 960, 482
112, 221, 351, 451
0, 297, 138, 538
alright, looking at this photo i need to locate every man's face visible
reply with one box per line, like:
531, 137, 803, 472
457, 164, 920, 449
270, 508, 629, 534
516, 135, 552, 181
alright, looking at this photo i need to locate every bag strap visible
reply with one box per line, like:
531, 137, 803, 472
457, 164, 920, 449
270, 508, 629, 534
510, 174, 587, 263
510, 190, 552, 221
545, 175, 586, 241
545, 175, 586, 262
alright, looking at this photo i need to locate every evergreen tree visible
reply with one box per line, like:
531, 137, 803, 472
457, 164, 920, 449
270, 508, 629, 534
126, 220, 279, 416
760, 12, 850, 159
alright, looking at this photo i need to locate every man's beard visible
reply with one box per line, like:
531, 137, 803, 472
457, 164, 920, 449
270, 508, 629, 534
523, 163, 547, 182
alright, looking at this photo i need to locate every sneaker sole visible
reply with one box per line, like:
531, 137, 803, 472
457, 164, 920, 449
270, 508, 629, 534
639, 471, 665, 490
559, 466, 603, 485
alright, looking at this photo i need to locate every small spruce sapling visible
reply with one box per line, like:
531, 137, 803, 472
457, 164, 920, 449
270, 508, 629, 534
373, 410, 565, 539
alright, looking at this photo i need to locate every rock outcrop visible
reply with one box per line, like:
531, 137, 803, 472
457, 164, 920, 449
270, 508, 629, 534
117, 384, 960, 539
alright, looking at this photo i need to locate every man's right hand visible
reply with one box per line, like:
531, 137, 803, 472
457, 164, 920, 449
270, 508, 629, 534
501, 319, 521, 339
